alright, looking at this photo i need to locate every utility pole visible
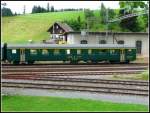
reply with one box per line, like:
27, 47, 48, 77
23, 5, 26, 14
106, 8, 109, 41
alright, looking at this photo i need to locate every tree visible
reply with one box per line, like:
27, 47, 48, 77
119, 1, 148, 32
108, 8, 116, 20
100, 3, 107, 24
32, 5, 47, 13
1, 2, 7, 6
77, 16, 81, 23
14, 12, 17, 16
64, 18, 85, 31
2, 7, 13, 16
84, 9, 95, 29
51, 6, 54, 12
84, 9, 94, 19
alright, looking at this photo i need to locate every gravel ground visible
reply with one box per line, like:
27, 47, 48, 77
2, 87, 149, 105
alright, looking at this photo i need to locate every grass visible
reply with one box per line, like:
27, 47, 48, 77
2, 11, 85, 44
113, 70, 149, 81
2, 95, 148, 112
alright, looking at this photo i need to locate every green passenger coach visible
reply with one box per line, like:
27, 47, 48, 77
2, 43, 136, 64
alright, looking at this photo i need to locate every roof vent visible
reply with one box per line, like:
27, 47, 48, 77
81, 29, 88, 37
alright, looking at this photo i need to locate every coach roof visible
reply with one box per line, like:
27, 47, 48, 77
7, 44, 136, 49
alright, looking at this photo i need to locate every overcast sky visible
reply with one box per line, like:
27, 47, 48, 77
1, 1, 120, 14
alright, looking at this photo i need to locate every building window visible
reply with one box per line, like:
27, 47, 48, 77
56, 25, 59, 29
136, 40, 142, 54
42, 49, 49, 55
81, 40, 88, 44
12, 49, 16, 54
100, 49, 107, 53
117, 40, 124, 44
110, 50, 115, 54
30, 49, 37, 55
99, 40, 106, 44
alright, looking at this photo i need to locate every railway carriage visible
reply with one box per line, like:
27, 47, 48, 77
2, 43, 136, 64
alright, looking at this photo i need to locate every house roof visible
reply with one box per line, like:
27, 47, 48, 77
68, 31, 148, 35
47, 22, 74, 33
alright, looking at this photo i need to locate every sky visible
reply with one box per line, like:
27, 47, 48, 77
1, 1, 120, 14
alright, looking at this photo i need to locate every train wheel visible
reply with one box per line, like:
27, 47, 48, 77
109, 61, 118, 64
92, 61, 98, 64
70, 61, 78, 64
124, 60, 130, 64
28, 61, 34, 64
87, 60, 92, 64
13, 61, 20, 65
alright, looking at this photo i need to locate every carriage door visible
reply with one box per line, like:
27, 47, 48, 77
120, 49, 125, 62
20, 49, 25, 62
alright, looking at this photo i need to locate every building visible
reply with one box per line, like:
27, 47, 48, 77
47, 22, 149, 57
47, 21, 74, 44
67, 31, 148, 57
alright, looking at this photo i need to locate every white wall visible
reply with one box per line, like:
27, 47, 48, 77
67, 33, 149, 57
114, 34, 148, 57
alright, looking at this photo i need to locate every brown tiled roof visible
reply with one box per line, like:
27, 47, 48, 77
47, 21, 74, 32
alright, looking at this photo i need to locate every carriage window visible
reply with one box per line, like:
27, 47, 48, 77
128, 49, 132, 52
67, 49, 70, 54
42, 49, 49, 55
110, 50, 115, 54
30, 49, 37, 55
12, 49, 16, 54
88, 49, 92, 54
118, 40, 124, 44
81, 40, 88, 44
100, 50, 107, 53
99, 40, 107, 44
77, 50, 81, 54
54, 49, 59, 55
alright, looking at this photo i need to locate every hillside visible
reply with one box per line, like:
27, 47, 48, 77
2, 11, 82, 44
3, 10, 146, 44
2, 10, 122, 44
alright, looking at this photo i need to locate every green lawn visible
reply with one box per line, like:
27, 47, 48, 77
2, 95, 148, 112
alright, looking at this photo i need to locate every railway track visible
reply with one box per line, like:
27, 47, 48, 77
2, 63, 148, 76
2, 63, 148, 96
2, 70, 146, 78
2, 63, 148, 68
2, 66, 147, 71
3, 76, 148, 86
2, 79, 148, 96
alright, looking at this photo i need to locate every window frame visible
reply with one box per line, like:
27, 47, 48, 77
30, 49, 37, 55
117, 40, 124, 44
99, 40, 107, 44
12, 49, 17, 54
42, 49, 49, 55
80, 40, 88, 44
